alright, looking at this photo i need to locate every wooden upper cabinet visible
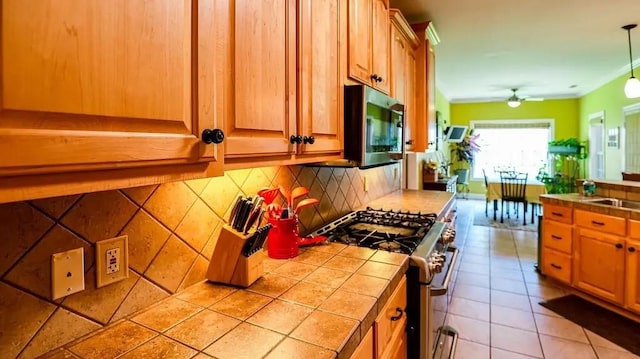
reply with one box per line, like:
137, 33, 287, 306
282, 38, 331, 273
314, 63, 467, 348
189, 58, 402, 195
298, 0, 343, 155
371, 0, 390, 94
390, 26, 407, 104
221, 0, 297, 160
426, 40, 437, 149
1, 0, 222, 178
390, 9, 418, 151
347, 0, 390, 93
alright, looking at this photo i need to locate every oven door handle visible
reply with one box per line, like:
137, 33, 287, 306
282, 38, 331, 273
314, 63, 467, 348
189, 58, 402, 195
430, 245, 459, 296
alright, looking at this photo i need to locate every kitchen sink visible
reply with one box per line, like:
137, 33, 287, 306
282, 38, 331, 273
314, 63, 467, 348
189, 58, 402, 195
580, 197, 640, 209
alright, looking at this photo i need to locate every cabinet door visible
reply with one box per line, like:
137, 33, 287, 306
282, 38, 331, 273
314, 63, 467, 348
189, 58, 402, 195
574, 228, 625, 304
390, 26, 406, 103
298, 0, 343, 155
350, 326, 374, 359
426, 40, 437, 150
405, 49, 416, 151
222, 0, 297, 158
347, 0, 373, 85
626, 239, 640, 314
1, 0, 221, 176
371, 0, 390, 94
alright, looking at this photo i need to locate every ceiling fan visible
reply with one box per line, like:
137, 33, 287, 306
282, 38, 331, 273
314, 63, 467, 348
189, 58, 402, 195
506, 88, 544, 107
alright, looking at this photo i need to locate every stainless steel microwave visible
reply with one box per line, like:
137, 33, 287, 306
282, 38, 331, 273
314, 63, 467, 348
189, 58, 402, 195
344, 85, 405, 168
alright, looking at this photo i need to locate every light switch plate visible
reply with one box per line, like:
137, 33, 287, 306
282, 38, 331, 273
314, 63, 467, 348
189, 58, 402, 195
51, 248, 85, 300
96, 235, 129, 288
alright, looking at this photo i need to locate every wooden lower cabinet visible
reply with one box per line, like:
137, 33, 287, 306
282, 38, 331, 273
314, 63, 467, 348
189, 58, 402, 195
626, 238, 640, 314
573, 227, 625, 305
542, 248, 572, 284
352, 276, 407, 359
351, 327, 374, 359
375, 276, 407, 359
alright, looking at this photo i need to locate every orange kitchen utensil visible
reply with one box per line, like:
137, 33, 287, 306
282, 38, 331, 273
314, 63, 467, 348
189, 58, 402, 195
297, 235, 327, 247
290, 186, 309, 208
294, 198, 319, 215
258, 188, 281, 205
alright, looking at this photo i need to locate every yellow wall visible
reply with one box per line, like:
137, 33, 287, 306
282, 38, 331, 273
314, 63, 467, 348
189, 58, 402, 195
579, 71, 640, 180
448, 99, 580, 193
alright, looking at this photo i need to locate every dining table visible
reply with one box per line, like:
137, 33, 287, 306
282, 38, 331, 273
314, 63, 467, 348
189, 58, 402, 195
486, 177, 547, 222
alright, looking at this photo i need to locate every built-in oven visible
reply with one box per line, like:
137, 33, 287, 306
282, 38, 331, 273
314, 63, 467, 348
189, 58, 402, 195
311, 207, 459, 359
405, 222, 459, 359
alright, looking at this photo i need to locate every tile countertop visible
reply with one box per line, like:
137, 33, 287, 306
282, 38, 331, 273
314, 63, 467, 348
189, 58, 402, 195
540, 193, 640, 220
44, 190, 452, 359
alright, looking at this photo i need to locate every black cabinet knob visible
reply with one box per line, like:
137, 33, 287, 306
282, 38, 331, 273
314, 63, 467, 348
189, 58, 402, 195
630, 247, 636, 252
290, 135, 302, 144
370, 74, 379, 81
377, 76, 384, 83
616, 243, 623, 249
201, 129, 225, 144
303, 136, 315, 144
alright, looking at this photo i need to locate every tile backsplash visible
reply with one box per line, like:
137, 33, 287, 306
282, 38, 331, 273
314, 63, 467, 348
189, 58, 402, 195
0, 164, 400, 358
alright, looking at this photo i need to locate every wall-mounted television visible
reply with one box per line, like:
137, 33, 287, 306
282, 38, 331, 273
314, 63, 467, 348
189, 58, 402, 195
444, 125, 468, 143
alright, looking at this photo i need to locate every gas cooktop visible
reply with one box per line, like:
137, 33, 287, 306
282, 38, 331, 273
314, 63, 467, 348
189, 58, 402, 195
312, 207, 439, 255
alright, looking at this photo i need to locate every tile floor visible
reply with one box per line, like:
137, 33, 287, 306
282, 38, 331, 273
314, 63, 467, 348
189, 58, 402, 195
450, 199, 640, 359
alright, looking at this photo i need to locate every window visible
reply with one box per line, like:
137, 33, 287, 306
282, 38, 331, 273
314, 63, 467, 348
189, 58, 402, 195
470, 119, 554, 180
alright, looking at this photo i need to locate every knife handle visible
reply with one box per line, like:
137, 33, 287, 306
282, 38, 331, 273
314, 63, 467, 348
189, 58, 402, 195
228, 194, 243, 224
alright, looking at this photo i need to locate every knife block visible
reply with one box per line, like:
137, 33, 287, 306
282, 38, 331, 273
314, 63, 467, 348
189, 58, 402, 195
206, 224, 264, 287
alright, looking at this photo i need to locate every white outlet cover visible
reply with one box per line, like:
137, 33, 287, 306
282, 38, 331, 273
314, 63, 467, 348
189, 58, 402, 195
51, 248, 85, 300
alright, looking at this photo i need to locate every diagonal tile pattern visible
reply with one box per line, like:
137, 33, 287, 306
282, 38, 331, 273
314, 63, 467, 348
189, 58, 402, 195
450, 200, 640, 359
0, 163, 400, 357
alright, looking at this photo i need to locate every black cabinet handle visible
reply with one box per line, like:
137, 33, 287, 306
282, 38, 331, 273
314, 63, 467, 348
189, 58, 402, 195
616, 243, 623, 249
370, 74, 379, 81
290, 135, 302, 144
390, 308, 403, 321
629, 247, 636, 253
551, 235, 562, 240
550, 263, 562, 269
201, 129, 225, 144
303, 136, 315, 144
551, 212, 563, 217
591, 221, 605, 226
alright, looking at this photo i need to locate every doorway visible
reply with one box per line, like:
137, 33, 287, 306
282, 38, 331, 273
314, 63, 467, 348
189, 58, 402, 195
588, 111, 605, 179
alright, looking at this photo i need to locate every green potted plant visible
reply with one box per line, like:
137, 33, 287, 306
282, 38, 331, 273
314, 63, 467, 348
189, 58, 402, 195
451, 129, 479, 164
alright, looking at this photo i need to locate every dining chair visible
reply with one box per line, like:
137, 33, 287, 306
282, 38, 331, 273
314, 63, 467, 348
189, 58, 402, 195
500, 172, 528, 225
482, 169, 496, 217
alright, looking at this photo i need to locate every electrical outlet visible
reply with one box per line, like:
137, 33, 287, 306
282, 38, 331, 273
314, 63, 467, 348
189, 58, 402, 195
96, 235, 129, 288
363, 176, 369, 192
51, 248, 85, 300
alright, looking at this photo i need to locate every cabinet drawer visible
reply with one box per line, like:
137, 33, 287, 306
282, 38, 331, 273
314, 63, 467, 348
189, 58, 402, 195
542, 220, 573, 254
575, 210, 626, 237
375, 276, 407, 358
630, 220, 640, 240
543, 204, 573, 224
542, 248, 572, 284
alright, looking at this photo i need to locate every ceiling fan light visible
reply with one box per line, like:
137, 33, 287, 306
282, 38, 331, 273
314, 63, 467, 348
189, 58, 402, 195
625, 76, 640, 98
507, 100, 521, 108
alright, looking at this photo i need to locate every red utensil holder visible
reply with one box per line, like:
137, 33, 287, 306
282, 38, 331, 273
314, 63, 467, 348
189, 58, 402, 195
267, 216, 299, 259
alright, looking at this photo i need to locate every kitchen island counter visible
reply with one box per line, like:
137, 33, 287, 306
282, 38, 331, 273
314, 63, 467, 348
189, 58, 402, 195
44, 190, 452, 359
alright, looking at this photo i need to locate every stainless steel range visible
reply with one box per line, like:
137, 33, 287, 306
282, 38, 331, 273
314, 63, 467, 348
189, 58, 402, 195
312, 207, 460, 359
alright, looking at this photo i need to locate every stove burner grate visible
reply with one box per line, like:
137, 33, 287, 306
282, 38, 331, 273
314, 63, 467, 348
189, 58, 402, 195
322, 207, 438, 254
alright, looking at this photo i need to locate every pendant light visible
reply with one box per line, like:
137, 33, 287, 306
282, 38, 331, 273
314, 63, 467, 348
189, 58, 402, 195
507, 89, 522, 108
622, 24, 640, 98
